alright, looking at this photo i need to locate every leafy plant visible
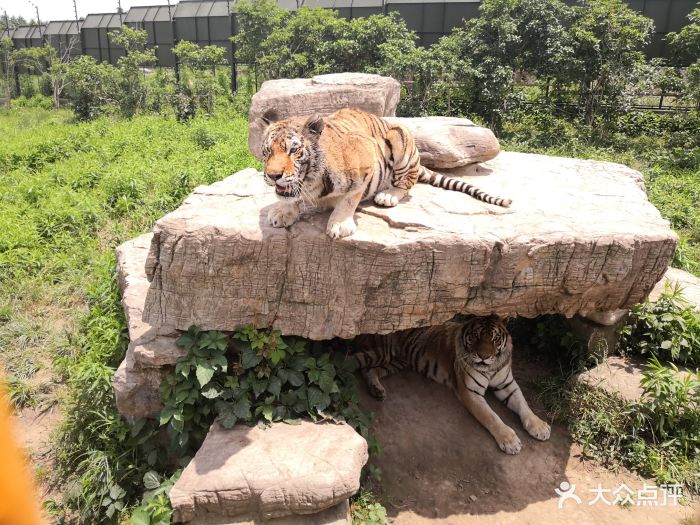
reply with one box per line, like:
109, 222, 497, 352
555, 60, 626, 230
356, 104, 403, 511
619, 283, 700, 366
536, 364, 700, 494
632, 356, 700, 456
159, 325, 374, 454
351, 488, 388, 525
129, 470, 181, 525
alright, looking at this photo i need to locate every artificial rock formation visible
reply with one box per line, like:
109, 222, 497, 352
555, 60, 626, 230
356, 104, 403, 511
141, 153, 677, 341
113, 233, 184, 419
247, 74, 500, 169
248, 73, 401, 159
169, 421, 367, 524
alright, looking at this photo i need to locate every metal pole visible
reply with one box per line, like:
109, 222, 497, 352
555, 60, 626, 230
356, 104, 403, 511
227, 0, 237, 95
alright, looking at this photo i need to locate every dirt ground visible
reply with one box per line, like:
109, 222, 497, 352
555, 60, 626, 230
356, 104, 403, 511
360, 355, 698, 525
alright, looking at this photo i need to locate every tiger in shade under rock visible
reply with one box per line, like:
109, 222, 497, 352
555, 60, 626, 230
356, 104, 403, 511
351, 316, 550, 454
259, 108, 511, 239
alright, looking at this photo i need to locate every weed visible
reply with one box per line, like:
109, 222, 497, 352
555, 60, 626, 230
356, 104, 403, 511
619, 284, 700, 366
351, 488, 388, 525
535, 359, 700, 494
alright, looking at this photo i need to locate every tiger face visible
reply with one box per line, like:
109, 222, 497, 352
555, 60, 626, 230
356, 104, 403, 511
260, 110, 325, 199
459, 317, 510, 370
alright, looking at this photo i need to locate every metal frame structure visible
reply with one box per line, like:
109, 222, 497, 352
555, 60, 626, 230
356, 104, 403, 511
44, 20, 83, 59
0, 0, 696, 69
124, 5, 176, 67
80, 13, 125, 65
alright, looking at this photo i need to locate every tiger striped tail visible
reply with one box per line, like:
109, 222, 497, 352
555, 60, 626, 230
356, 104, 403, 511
418, 167, 512, 207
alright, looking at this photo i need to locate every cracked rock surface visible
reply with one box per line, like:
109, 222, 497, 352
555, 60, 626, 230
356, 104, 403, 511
169, 421, 367, 523
142, 153, 676, 340
113, 233, 185, 419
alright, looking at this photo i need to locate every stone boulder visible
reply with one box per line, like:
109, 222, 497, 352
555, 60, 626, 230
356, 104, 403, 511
113, 233, 185, 419
248, 73, 400, 159
142, 153, 676, 340
576, 355, 695, 402
384, 116, 500, 168
649, 267, 700, 307
169, 421, 367, 523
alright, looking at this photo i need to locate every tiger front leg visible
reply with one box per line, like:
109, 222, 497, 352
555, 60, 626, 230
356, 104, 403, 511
493, 380, 551, 441
267, 200, 301, 228
456, 383, 522, 454
326, 188, 364, 239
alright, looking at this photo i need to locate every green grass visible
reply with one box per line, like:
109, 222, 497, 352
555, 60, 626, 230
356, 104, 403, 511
0, 105, 258, 521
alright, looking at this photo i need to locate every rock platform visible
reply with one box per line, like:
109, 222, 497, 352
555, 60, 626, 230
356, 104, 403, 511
170, 421, 367, 524
141, 152, 676, 340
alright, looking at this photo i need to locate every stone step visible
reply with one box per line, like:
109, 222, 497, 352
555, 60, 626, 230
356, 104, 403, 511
169, 421, 367, 524
141, 152, 676, 340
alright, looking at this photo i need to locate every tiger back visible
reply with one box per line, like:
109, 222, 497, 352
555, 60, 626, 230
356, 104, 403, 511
351, 317, 551, 455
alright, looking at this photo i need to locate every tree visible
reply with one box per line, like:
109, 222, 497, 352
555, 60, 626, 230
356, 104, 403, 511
173, 41, 227, 114
65, 55, 118, 120
667, 5, 700, 67
567, 0, 654, 125
436, 0, 574, 130
108, 26, 157, 117
0, 38, 17, 106
667, 4, 700, 109
0, 15, 28, 32
231, 0, 288, 88
331, 13, 417, 74
13, 44, 75, 109
256, 7, 345, 79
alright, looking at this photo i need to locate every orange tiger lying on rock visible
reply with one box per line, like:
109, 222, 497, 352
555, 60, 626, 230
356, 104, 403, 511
259, 107, 511, 239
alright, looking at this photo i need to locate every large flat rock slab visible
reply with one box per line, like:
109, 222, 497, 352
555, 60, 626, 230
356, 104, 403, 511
170, 421, 367, 523
143, 152, 676, 340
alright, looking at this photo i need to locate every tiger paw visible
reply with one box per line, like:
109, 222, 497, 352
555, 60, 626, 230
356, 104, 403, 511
524, 415, 551, 441
496, 427, 522, 454
268, 202, 300, 228
368, 383, 386, 401
374, 191, 400, 207
326, 217, 356, 239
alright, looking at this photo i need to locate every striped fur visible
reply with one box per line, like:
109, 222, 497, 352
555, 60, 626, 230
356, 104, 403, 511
259, 108, 511, 239
351, 316, 551, 454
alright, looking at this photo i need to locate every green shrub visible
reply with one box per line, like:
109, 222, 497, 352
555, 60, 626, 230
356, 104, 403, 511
160, 325, 373, 453
619, 284, 700, 366
536, 359, 700, 493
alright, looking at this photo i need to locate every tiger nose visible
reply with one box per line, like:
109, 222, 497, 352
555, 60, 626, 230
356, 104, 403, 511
265, 172, 283, 181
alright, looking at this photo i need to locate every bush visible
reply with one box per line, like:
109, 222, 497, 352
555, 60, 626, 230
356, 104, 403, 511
619, 284, 700, 366
536, 360, 700, 493
159, 325, 373, 453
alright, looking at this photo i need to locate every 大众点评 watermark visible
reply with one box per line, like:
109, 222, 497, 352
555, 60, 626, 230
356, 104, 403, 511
555, 481, 683, 509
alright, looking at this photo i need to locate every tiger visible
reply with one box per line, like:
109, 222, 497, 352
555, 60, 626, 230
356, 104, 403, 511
259, 108, 511, 239
350, 316, 551, 454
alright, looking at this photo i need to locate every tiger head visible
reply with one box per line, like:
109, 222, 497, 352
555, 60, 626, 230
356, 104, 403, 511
459, 316, 511, 370
259, 109, 325, 199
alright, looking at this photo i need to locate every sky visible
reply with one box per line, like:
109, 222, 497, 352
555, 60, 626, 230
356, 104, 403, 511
0, 0, 173, 24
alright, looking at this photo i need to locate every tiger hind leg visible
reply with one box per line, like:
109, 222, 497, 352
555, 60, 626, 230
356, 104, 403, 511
374, 187, 408, 207
375, 125, 420, 208
356, 357, 407, 401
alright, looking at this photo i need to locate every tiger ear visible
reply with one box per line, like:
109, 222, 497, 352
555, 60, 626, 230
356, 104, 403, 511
304, 114, 324, 136
260, 108, 280, 127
